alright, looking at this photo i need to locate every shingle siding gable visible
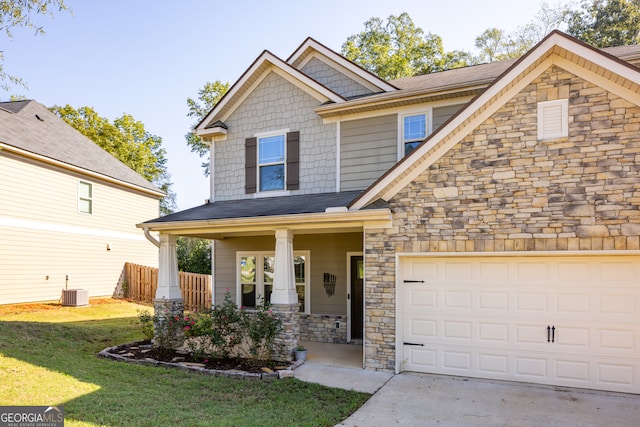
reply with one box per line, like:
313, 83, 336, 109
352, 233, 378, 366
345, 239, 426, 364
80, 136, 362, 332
300, 57, 374, 99
215, 71, 336, 201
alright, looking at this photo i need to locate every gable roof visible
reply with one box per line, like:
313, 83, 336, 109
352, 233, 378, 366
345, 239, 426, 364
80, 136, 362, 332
349, 30, 640, 210
195, 50, 346, 136
287, 37, 398, 93
0, 100, 164, 197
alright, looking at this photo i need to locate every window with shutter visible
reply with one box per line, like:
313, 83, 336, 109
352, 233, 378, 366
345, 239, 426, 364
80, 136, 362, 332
246, 130, 299, 194
537, 99, 568, 140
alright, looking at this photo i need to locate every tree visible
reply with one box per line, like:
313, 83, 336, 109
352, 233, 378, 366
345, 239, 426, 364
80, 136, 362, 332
51, 105, 176, 215
565, 0, 640, 47
176, 237, 211, 274
185, 80, 230, 176
473, 3, 566, 63
1, 0, 70, 91
341, 12, 473, 79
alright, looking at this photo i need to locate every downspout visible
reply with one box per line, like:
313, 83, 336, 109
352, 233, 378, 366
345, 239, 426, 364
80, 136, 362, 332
143, 227, 160, 248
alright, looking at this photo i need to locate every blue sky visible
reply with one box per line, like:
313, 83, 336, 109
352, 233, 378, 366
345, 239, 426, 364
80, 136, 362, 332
2, 0, 550, 210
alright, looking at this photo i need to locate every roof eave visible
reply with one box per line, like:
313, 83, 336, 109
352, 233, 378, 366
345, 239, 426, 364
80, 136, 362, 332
137, 208, 392, 236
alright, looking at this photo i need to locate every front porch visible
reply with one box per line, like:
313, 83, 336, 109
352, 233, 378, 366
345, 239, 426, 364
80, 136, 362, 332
138, 191, 391, 363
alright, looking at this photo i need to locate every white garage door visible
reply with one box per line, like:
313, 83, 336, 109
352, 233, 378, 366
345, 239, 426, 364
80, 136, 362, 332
399, 255, 640, 393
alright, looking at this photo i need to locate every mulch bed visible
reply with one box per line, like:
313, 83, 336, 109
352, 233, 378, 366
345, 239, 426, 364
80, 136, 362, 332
104, 340, 288, 374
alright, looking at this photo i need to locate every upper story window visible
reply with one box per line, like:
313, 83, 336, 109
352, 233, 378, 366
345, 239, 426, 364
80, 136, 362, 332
245, 130, 299, 195
402, 112, 428, 156
258, 134, 286, 191
78, 180, 93, 214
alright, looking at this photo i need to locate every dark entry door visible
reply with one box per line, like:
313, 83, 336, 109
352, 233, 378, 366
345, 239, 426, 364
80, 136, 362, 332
350, 255, 364, 340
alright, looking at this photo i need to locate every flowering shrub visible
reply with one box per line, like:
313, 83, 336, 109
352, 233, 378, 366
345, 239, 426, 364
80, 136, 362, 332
137, 307, 191, 358
139, 292, 282, 364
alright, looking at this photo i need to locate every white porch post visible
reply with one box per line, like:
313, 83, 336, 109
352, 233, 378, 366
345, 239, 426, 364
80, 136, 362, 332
154, 233, 183, 348
157, 233, 181, 300
270, 229, 298, 305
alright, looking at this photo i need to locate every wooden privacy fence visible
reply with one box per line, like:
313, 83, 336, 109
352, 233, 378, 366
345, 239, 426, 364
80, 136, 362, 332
125, 262, 212, 311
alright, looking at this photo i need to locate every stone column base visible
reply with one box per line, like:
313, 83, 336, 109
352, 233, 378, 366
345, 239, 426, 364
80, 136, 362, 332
271, 303, 300, 362
153, 298, 185, 349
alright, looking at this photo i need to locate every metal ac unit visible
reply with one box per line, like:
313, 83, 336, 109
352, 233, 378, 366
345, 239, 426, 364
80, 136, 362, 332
61, 289, 89, 306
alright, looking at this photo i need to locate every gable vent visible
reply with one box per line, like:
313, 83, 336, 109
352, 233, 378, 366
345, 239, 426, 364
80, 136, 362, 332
537, 99, 568, 140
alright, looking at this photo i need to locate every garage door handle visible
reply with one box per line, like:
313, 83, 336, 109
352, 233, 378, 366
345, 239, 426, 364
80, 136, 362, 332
404, 342, 424, 346
547, 325, 551, 342
547, 325, 556, 343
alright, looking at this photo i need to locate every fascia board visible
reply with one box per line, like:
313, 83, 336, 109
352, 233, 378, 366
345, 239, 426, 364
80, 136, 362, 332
137, 208, 392, 233
196, 51, 344, 131
1, 142, 165, 198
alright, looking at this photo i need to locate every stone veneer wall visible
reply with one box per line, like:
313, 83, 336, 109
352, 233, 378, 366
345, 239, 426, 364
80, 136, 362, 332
271, 304, 300, 362
363, 65, 640, 372
299, 314, 347, 343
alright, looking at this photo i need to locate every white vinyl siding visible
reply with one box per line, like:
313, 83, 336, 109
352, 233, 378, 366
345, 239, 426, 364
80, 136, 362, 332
0, 152, 159, 304
341, 114, 397, 191
538, 99, 568, 140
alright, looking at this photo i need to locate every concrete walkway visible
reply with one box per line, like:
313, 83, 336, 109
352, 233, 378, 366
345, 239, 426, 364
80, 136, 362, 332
294, 342, 640, 426
338, 373, 640, 427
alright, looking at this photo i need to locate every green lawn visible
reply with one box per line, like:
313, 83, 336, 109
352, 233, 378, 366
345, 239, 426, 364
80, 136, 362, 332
0, 299, 369, 426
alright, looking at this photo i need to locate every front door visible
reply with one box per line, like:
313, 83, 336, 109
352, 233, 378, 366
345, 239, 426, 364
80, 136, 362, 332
350, 255, 364, 340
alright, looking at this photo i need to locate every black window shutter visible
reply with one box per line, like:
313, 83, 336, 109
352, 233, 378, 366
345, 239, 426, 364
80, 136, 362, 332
245, 137, 257, 194
286, 131, 299, 190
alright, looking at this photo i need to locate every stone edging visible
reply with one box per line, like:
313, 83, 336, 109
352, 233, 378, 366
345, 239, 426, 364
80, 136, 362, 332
98, 342, 304, 380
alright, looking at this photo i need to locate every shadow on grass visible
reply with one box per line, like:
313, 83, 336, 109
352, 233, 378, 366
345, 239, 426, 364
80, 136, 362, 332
0, 316, 369, 427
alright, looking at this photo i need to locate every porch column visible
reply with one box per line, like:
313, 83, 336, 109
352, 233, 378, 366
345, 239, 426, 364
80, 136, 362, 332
270, 229, 298, 305
270, 229, 300, 361
157, 233, 181, 300
154, 233, 184, 348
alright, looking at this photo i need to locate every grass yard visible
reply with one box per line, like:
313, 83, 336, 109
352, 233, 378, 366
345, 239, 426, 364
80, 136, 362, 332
0, 299, 369, 426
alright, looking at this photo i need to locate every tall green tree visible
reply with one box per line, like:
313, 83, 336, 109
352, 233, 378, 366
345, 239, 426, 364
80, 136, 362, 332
176, 237, 211, 274
51, 105, 176, 215
341, 12, 472, 79
1, 0, 70, 90
185, 80, 229, 176
565, 0, 640, 47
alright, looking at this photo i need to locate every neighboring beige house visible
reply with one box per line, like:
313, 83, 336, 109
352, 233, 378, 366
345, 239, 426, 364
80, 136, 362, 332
0, 100, 163, 304
141, 31, 640, 393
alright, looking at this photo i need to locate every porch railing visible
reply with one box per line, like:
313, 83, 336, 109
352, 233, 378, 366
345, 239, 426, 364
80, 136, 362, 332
124, 262, 212, 311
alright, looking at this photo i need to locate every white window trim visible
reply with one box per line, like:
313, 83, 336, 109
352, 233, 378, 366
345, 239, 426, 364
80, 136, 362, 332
537, 99, 568, 140
77, 180, 93, 215
256, 128, 289, 194
236, 250, 310, 314
398, 108, 432, 160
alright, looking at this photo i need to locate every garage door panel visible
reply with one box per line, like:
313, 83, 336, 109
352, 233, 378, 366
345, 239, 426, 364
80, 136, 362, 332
516, 293, 548, 311
399, 255, 640, 393
479, 292, 509, 309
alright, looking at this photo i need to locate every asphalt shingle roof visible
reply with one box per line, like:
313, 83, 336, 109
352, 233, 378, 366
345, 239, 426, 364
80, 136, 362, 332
144, 190, 377, 224
0, 100, 162, 195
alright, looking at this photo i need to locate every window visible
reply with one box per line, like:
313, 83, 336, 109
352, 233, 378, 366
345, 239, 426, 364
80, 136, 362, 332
538, 99, 568, 140
258, 134, 286, 191
78, 180, 93, 214
402, 113, 428, 156
245, 131, 299, 194
238, 251, 309, 313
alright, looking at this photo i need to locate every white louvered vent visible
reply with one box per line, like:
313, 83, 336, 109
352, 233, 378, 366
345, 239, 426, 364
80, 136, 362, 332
538, 99, 568, 140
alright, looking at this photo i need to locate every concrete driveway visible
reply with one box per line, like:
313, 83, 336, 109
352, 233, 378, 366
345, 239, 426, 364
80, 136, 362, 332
336, 373, 640, 427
